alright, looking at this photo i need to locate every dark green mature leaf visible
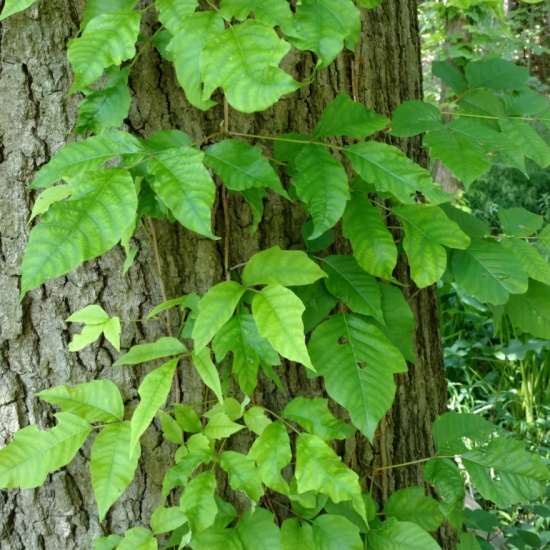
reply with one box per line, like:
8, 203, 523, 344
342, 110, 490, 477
312, 515, 363, 549
367, 518, 441, 549
314, 94, 389, 139
432, 412, 494, 455
156, 0, 197, 33
219, 0, 293, 33
115, 527, 157, 550
80, 0, 137, 30
281, 519, 314, 550
288, 0, 360, 69
201, 20, 300, 113
505, 279, 550, 338
141, 131, 193, 154
439, 203, 489, 239
292, 145, 349, 239
383, 487, 443, 531
148, 146, 217, 238
114, 337, 187, 366
21, 168, 137, 296
181, 471, 217, 535
465, 59, 529, 91
540, 225, 550, 250
499, 118, 550, 168
391, 100, 443, 137
308, 314, 407, 441
503, 88, 548, 116
432, 61, 468, 95
459, 90, 505, 130
502, 239, 550, 285
292, 279, 338, 334
0, 413, 92, 489
219, 451, 264, 502
498, 207, 544, 237
68, 10, 141, 93
457, 533, 483, 550
241, 187, 266, 235
0, 0, 38, 20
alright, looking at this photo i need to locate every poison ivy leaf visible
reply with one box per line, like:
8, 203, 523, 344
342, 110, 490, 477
308, 314, 407, 441
432, 61, 468, 95
282, 397, 355, 442
169, 11, 225, 110
302, 221, 335, 252
91, 421, 141, 521
312, 515, 363, 550
391, 100, 443, 137
201, 20, 300, 113
393, 205, 470, 288
0, 412, 92, 489
505, 279, 550, 338
205, 139, 287, 197
150, 505, 187, 534
241, 187, 266, 235
323, 498, 371, 533
67, 304, 109, 324
322, 255, 384, 322
248, 420, 291, 494
462, 437, 549, 507
37, 380, 124, 423
383, 487, 443, 531
291, 279, 338, 334
114, 337, 187, 366
313, 94, 389, 139
80, 0, 137, 30
235, 508, 281, 549
203, 397, 244, 421
432, 412, 494, 455
0, 0, 39, 20
141, 130, 193, 155
93, 534, 123, 550
243, 246, 326, 287
366, 517, 441, 549
499, 118, 550, 168
502, 239, 550, 285
219, 451, 264, 502
146, 295, 190, 320
156, 0, 197, 33
148, 146, 217, 238
116, 527, 157, 550
438, 203, 489, 239
273, 133, 310, 175
296, 433, 367, 522
174, 404, 202, 433
288, 0, 360, 69
203, 412, 243, 440
451, 238, 529, 305
342, 194, 397, 280
68, 324, 105, 352
181, 471, 217, 534
465, 58, 529, 91
355, 0, 384, 6
457, 533, 483, 550
21, 168, 137, 296
243, 406, 272, 436
130, 358, 177, 453
498, 207, 543, 237
252, 285, 314, 369
281, 519, 314, 550
292, 145, 349, 239
192, 348, 223, 404
503, 88, 548, 116
68, 10, 141, 93
540, 225, 550, 250
219, 0, 293, 33
459, 90, 505, 131
157, 414, 182, 446
29, 184, 73, 222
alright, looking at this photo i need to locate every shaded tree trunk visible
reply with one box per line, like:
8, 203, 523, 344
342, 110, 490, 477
0, 0, 455, 548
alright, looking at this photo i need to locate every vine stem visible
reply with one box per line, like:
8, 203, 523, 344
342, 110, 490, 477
222, 97, 231, 280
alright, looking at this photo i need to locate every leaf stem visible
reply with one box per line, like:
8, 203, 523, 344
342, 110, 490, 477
228, 131, 344, 151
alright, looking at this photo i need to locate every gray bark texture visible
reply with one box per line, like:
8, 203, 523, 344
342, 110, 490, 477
0, 0, 455, 548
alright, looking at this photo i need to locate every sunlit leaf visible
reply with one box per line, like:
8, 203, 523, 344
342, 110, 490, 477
192, 348, 224, 403
80, 0, 137, 30
156, 0, 197, 33
219, 451, 264, 502
115, 527, 157, 550
203, 412, 243, 440
114, 337, 187, 366
29, 185, 73, 222
243, 406, 272, 436
220, 0, 293, 32
150, 505, 187, 534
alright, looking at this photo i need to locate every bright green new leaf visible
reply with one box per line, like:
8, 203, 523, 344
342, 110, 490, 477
248, 421, 291, 494
0, 0, 37, 20
505, 279, 550, 339
91, 421, 141, 520
451, 238, 529, 305
68, 10, 141, 93
114, 337, 187, 366
292, 145, 349, 239
288, 0, 360, 69
0, 412, 91, 489
102, 317, 121, 351
203, 397, 244, 421
282, 397, 355, 442
235, 508, 281, 549
116, 527, 157, 550
308, 313, 407, 441
156, 0, 197, 32
252, 285, 314, 369
130, 358, 177, 453
66, 305, 120, 352
281, 519, 314, 550
219, 451, 264, 502
21, 168, 137, 296
243, 406, 272, 436
322, 255, 384, 322
146, 295, 190, 320
465, 58, 529, 91
498, 207, 543, 237
432, 412, 494, 455
391, 100, 443, 137
296, 433, 367, 522
366, 517, 441, 549
383, 487, 443, 531
169, 11, 224, 110
148, 146, 217, 238
192, 348, 224, 404
219, 0, 293, 32
159, 412, 183, 444
462, 438, 549, 507
342, 194, 397, 280
313, 94, 389, 139
80, 0, 137, 30
37, 380, 124, 423
174, 404, 202, 433
201, 20, 300, 113
150, 505, 187, 534
67, 304, 110, 324
181, 471, 217, 534
243, 246, 326, 287
29, 184, 73, 222
203, 412, 244, 440
68, 323, 105, 352
312, 515, 363, 550
93, 534, 123, 550
393, 205, 470, 288
499, 117, 550, 168
501, 239, 550, 285
205, 139, 287, 197
193, 281, 245, 350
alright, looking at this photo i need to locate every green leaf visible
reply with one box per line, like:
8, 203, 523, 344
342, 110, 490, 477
540, 224, 550, 250
393, 205, 470, 288
432, 412, 494, 455
308, 314, 407, 441
342, 195, 397, 280
438, 203, 489, 239
252, 285, 313, 369
68, 10, 141, 93
457, 533, 483, 550
432, 61, 468, 95
281, 519, 314, 550
322, 255, 384, 322
313, 94, 389, 140
451, 239, 529, 305
29, 184, 73, 222
296, 433, 367, 522
140, 130, 193, 154
499, 117, 550, 168
94, 534, 123, 550
391, 100, 443, 137
102, 317, 121, 351
248, 421, 291, 494
68, 323, 105, 352
465, 59, 529, 91
462, 438, 549, 508
130, 358, 177, 453
243, 246, 326, 287
156, 0, 197, 33
243, 406, 272, 436
201, 20, 300, 113
205, 139, 287, 197
146, 295, 189, 320
0, 0, 37, 20
366, 517, 441, 549
505, 279, 550, 339
159, 412, 183, 444
355, 0, 384, 6
21, 168, 137, 296
501, 239, 550, 285
67, 304, 110, 324
312, 515, 363, 550
219, 451, 264, 502
174, 404, 202, 433
219, 0, 293, 33
291, 279, 338, 334
148, 146, 217, 239
37, 380, 124, 423
242, 187, 266, 235
114, 337, 187, 366
0, 412, 92, 489
498, 207, 543, 237
116, 527, 157, 550
193, 281, 245, 350
203, 398, 244, 421
235, 508, 281, 549
91, 421, 141, 521
150, 505, 187, 534
282, 397, 355, 442
192, 348, 224, 404
203, 412, 244, 440
288, 0, 360, 69
80, 0, 138, 30
503, 88, 548, 116
292, 145, 349, 239
383, 487, 443, 531
181, 471, 217, 534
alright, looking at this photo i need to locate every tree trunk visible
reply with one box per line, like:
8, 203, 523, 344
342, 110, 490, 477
0, 1, 454, 548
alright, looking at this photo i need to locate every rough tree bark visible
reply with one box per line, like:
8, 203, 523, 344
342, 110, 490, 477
0, 0, 455, 548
